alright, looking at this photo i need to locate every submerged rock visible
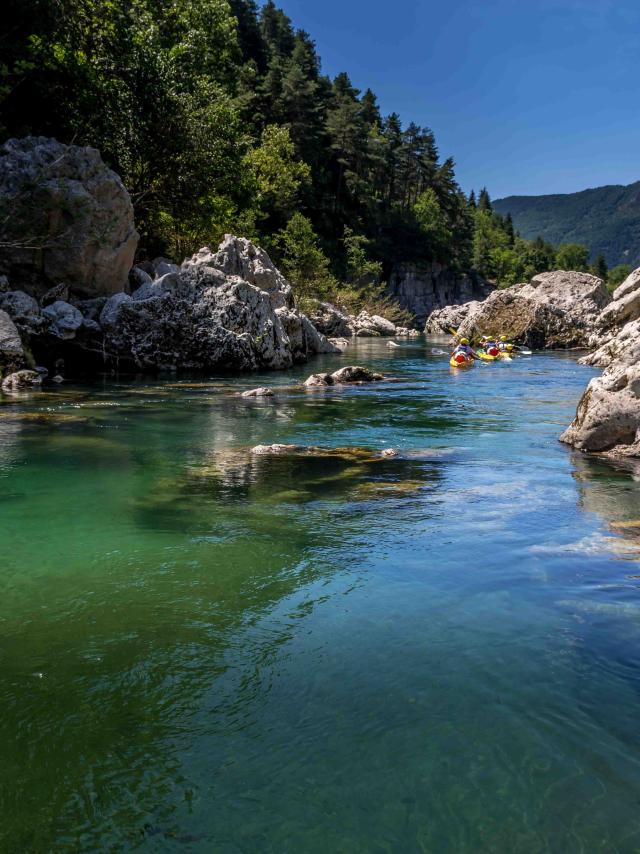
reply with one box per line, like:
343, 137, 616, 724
331, 365, 384, 384
241, 387, 274, 398
303, 366, 385, 387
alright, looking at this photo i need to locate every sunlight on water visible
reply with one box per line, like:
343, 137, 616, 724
2, 339, 640, 851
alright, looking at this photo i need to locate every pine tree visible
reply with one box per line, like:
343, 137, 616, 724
477, 187, 492, 211
592, 254, 608, 281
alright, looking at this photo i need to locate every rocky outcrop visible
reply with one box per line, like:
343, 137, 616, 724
561, 363, 640, 457
0, 137, 138, 298
0, 235, 339, 377
425, 301, 481, 334
389, 263, 493, 325
308, 301, 420, 338
429, 271, 611, 349
561, 267, 640, 457
308, 301, 353, 338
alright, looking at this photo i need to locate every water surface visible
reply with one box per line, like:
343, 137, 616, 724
2, 339, 640, 852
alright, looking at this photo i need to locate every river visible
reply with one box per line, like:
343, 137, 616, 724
2, 339, 640, 851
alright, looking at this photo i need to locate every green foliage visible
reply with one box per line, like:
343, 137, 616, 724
243, 125, 310, 223
608, 264, 632, 291
591, 253, 608, 281
469, 191, 560, 285
2, 0, 609, 307
274, 213, 337, 299
556, 243, 589, 271
493, 183, 640, 268
343, 227, 382, 285
414, 189, 452, 261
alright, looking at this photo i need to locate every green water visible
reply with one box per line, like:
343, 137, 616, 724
2, 339, 640, 852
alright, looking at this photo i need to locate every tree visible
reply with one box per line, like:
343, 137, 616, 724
275, 213, 337, 299
556, 243, 589, 271
243, 125, 310, 223
591, 254, 608, 281
477, 188, 492, 211
343, 227, 382, 285
414, 188, 452, 262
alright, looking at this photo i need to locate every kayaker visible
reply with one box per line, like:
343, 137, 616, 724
498, 335, 511, 351
453, 337, 477, 359
482, 336, 499, 356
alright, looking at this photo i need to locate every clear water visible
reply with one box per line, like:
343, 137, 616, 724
2, 339, 640, 852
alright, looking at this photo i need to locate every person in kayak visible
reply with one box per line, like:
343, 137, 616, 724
453, 337, 478, 360
483, 336, 500, 356
498, 335, 512, 351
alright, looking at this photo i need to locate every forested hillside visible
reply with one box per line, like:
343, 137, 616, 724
494, 182, 640, 268
1, 0, 600, 302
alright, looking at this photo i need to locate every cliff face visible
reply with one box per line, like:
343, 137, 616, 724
388, 263, 493, 325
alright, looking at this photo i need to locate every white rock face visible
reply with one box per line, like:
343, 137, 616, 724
207, 235, 294, 310
0, 235, 341, 375
0, 137, 138, 297
425, 302, 480, 334
561, 266, 640, 457
97, 237, 338, 372
561, 362, 640, 456
450, 271, 610, 348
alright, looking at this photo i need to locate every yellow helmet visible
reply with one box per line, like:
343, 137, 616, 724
460, 337, 469, 345
500, 335, 508, 341
506, 343, 514, 351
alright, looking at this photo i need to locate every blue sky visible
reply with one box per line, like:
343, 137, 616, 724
266, 0, 640, 199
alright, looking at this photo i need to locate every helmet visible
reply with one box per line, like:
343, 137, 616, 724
460, 337, 469, 345
500, 335, 508, 341
506, 344, 514, 351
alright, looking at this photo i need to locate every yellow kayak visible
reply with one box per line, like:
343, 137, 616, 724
477, 350, 497, 362
498, 352, 513, 361
450, 354, 474, 369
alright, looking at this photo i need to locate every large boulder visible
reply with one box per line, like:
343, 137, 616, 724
42, 300, 84, 340
456, 271, 610, 348
307, 301, 353, 338
96, 238, 338, 372
0, 137, 138, 297
0, 290, 42, 330
351, 311, 398, 337
560, 362, 640, 457
425, 301, 480, 334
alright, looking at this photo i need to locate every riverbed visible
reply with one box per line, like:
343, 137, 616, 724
2, 339, 640, 851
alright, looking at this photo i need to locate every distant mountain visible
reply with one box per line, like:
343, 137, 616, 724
494, 182, 640, 268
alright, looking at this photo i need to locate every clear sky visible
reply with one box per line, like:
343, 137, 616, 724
265, 0, 640, 199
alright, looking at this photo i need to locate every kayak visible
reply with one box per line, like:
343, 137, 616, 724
477, 350, 497, 362
450, 354, 474, 369
498, 352, 513, 361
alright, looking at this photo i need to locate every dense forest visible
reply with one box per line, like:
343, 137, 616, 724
495, 182, 640, 270
1, 0, 616, 306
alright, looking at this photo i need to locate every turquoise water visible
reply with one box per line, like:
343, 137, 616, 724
2, 339, 640, 852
